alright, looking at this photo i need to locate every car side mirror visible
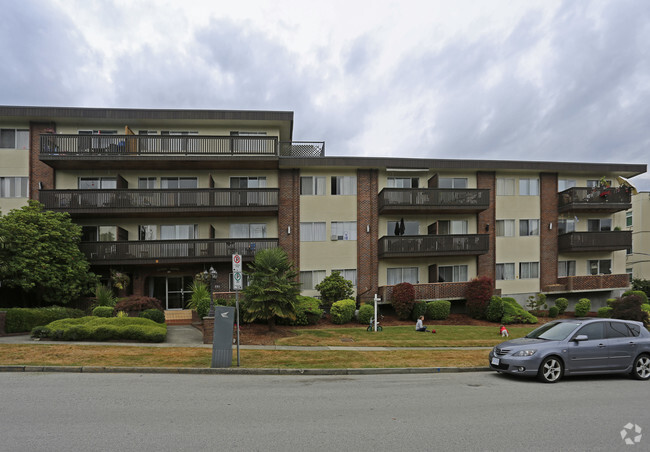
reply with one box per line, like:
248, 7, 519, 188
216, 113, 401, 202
574, 334, 588, 342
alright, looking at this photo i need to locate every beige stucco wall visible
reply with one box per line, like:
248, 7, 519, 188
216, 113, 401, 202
623, 192, 650, 279
377, 256, 478, 287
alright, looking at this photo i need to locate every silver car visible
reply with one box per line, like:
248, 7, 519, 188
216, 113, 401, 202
489, 318, 650, 383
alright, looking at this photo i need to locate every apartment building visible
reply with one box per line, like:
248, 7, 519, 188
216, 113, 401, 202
621, 191, 650, 280
0, 106, 645, 310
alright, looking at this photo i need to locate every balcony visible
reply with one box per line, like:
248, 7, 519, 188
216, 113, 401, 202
39, 189, 279, 218
378, 188, 489, 214
543, 274, 631, 292
79, 238, 279, 265
378, 234, 489, 259
558, 187, 631, 213
558, 231, 632, 253
379, 281, 472, 301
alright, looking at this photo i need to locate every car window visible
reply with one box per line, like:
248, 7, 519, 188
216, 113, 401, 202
606, 322, 632, 338
627, 323, 641, 337
526, 321, 581, 341
574, 322, 604, 340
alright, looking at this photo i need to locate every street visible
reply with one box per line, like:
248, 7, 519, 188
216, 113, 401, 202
0, 371, 646, 451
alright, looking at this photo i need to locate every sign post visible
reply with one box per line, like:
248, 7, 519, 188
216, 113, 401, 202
373, 294, 380, 332
232, 254, 242, 366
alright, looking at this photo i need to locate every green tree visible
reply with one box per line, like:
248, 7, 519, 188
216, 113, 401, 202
0, 201, 97, 305
242, 247, 300, 331
315, 270, 354, 309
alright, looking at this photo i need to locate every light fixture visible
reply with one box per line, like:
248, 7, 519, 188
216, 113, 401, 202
366, 225, 370, 233
549, 222, 553, 230
287, 226, 291, 235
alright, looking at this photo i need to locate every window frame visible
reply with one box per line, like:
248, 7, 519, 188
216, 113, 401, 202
519, 262, 539, 279
300, 222, 326, 242
519, 219, 540, 236
519, 178, 540, 196
496, 263, 515, 280
331, 176, 357, 195
496, 178, 515, 196
496, 219, 515, 237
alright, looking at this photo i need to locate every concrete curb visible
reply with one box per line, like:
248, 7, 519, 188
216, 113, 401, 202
0, 365, 492, 376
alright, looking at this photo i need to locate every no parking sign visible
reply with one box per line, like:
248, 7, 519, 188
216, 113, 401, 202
232, 254, 242, 290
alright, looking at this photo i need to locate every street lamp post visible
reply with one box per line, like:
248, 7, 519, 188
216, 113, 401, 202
205, 266, 217, 317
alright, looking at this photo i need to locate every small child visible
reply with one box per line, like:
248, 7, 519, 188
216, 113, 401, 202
500, 325, 509, 337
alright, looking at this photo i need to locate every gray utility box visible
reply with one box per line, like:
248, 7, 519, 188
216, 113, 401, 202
211, 306, 235, 368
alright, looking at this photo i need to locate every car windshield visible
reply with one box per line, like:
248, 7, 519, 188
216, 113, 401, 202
526, 321, 582, 341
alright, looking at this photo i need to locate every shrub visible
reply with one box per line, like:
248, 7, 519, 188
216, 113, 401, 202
329, 299, 356, 324
5, 307, 85, 333
526, 293, 547, 316
114, 296, 163, 314
92, 306, 114, 318
411, 301, 427, 321
554, 298, 569, 315
574, 298, 591, 317
140, 309, 166, 324
391, 283, 416, 320
278, 296, 323, 326
31, 316, 167, 342
486, 296, 505, 323
426, 300, 451, 320
501, 297, 537, 324
622, 290, 649, 305
315, 271, 354, 310
610, 295, 649, 324
548, 306, 559, 318
632, 278, 650, 301
94, 284, 117, 307
642, 304, 650, 315
606, 298, 618, 307
466, 276, 493, 319
186, 281, 210, 316
358, 304, 375, 325
597, 306, 613, 318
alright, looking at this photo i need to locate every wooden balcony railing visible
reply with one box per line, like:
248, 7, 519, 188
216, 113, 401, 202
379, 282, 472, 301
378, 234, 489, 258
558, 186, 632, 213
79, 238, 278, 265
39, 189, 279, 217
378, 188, 489, 214
543, 274, 631, 292
558, 231, 632, 253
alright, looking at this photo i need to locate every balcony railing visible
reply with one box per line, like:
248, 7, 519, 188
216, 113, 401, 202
543, 274, 630, 292
378, 234, 489, 258
558, 231, 632, 253
378, 188, 489, 214
279, 141, 325, 157
39, 189, 279, 217
79, 238, 279, 265
558, 187, 632, 213
379, 282, 472, 301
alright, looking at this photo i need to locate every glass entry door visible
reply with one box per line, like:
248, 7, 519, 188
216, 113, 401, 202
166, 277, 185, 310
149, 276, 193, 310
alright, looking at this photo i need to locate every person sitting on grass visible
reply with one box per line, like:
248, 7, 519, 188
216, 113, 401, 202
416, 315, 428, 332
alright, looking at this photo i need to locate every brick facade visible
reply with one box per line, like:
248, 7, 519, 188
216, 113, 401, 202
29, 122, 55, 200
379, 281, 471, 302
540, 173, 559, 289
278, 169, 301, 270
558, 274, 629, 291
357, 169, 379, 302
477, 172, 496, 282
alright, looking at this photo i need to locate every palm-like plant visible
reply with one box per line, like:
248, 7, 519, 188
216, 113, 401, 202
186, 281, 211, 318
243, 248, 300, 330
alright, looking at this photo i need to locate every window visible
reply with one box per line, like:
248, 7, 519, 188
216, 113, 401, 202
519, 262, 539, 279
587, 179, 611, 188
230, 176, 267, 189
161, 177, 198, 189
558, 179, 576, 192
388, 221, 419, 236
557, 219, 576, 235
606, 321, 634, 339
160, 224, 198, 240
438, 177, 468, 189
496, 220, 515, 237
300, 176, 325, 195
519, 178, 539, 196
558, 261, 576, 277
588, 259, 611, 275
300, 222, 326, 241
81, 226, 98, 242
229, 224, 267, 238
98, 226, 118, 241
0, 129, 29, 149
387, 177, 419, 188
626, 211, 632, 228
78, 177, 117, 190
139, 225, 157, 241
519, 219, 540, 236
496, 178, 515, 196
387, 267, 418, 285
438, 265, 468, 282
331, 176, 356, 195
496, 263, 515, 280
436, 220, 468, 235
300, 270, 326, 290
575, 322, 604, 340
0, 177, 28, 197
138, 177, 157, 189
587, 219, 612, 232
331, 221, 357, 240
332, 269, 357, 287
627, 268, 633, 281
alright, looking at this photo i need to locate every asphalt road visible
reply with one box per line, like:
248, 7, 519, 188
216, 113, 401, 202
0, 371, 646, 451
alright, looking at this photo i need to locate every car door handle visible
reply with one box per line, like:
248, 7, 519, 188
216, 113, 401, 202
597, 344, 606, 348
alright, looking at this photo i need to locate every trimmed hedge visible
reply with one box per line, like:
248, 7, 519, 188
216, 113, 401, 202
574, 298, 591, 317
548, 306, 559, 318
31, 317, 167, 342
278, 296, 323, 326
358, 304, 375, 325
330, 299, 356, 324
623, 290, 648, 305
597, 306, 612, 318
426, 300, 451, 320
114, 296, 163, 314
391, 283, 416, 320
501, 297, 537, 324
140, 309, 166, 324
92, 306, 114, 318
4, 307, 85, 333
411, 301, 427, 321
554, 298, 568, 315
486, 296, 505, 323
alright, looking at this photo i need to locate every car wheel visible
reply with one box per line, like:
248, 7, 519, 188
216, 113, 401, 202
537, 356, 563, 383
631, 354, 650, 380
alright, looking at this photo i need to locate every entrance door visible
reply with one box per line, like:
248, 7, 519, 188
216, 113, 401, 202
166, 277, 185, 310
149, 276, 193, 310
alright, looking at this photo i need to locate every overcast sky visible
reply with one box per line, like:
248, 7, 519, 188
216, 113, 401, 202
2, 0, 649, 189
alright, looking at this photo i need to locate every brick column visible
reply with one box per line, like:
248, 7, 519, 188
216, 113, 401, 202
278, 169, 301, 269
357, 169, 379, 302
477, 171, 496, 282
29, 122, 56, 200
540, 172, 558, 290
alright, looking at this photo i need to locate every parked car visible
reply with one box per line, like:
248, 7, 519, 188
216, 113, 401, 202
489, 318, 650, 383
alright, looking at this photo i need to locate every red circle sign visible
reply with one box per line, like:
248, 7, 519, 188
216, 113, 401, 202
233, 255, 241, 264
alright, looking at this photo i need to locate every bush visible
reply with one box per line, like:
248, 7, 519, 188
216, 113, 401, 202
501, 298, 537, 324
411, 301, 427, 321
31, 316, 167, 342
315, 271, 354, 310
92, 306, 114, 318
329, 299, 356, 324
5, 307, 85, 333
114, 296, 163, 314
140, 309, 166, 324
278, 296, 323, 326
93, 284, 117, 307
426, 300, 451, 320
606, 298, 618, 307
486, 296, 505, 323
548, 306, 559, 318
642, 304, 650, 315
186, 281, 210, 317
554, 298, 569, 314
466, 276, 493, 319
391, 283, 416, 320
526, 293, 547, 316
574, 298, 591, 317
610, 295, 649, 324
358, 304, 375, 325
622, 290, 649, 305
597, 306, 613, 318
